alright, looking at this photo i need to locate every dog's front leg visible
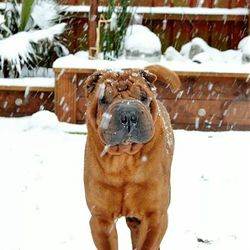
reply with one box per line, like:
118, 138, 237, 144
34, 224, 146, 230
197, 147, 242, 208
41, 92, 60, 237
90, 216, 118, 250
136, 212, 168, 250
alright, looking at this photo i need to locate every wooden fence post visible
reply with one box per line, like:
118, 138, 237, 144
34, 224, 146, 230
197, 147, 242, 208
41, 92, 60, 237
88, 0, 99, 57
55, 70, 77, 123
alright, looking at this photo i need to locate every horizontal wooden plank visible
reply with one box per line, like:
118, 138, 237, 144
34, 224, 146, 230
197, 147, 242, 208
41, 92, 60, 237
60, 0, 249, 8
156, 76, 250, 101
161, 98, 250, 128
61, 10, 248, 21
176, 71, 250, 79
0, 85, 54, 92
0, 90, 54, 117
142, 13, 248, 21
60, 5, 249, 15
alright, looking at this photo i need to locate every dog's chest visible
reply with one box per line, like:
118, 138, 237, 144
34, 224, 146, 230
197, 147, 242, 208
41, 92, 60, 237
102, 154, 148, 184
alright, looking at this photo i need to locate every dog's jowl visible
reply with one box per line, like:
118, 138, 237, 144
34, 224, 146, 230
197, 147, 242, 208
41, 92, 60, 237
83, 65, 181, 250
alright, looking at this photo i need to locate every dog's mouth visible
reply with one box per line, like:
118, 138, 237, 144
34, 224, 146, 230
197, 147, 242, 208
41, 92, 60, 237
101, 143, 143, 157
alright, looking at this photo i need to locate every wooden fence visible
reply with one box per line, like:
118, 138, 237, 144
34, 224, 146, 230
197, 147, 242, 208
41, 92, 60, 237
0, 86, 54, 118
53, 68, 250, 131
62, 0, 249, 7
0, 0, 250, 131
0, 1, 249, 51
59, 0, 250, 53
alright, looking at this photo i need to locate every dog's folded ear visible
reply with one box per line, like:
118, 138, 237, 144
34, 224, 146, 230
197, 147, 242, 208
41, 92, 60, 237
139, 69, 157, 90
84, 71, 103, 96
144, 65, 181, 93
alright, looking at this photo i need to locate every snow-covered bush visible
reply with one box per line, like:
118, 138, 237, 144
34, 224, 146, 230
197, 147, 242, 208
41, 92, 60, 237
124, 24, 161, 62
0, 0, 69, 78
164, 46, 187, 62
238, 36, 250, 64
164, 37, 244, 64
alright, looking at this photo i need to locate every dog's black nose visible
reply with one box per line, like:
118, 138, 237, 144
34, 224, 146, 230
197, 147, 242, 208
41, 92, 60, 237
120, 109, 138, 132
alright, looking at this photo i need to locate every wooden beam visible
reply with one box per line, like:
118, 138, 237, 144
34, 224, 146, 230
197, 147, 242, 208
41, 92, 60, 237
55, 71, 78, 123
0, 86, 54, 92
67, 9, 248, 22
88, 0, 98, 57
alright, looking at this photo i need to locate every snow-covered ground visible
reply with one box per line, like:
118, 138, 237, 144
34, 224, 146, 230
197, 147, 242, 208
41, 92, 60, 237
0, 111, 249, 250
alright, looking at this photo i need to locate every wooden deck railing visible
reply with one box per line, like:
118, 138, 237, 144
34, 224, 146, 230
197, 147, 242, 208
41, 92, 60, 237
53, 67, 250, 131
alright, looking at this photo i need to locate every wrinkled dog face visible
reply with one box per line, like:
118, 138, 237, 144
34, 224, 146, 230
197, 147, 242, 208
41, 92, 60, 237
85, 69, 159, 155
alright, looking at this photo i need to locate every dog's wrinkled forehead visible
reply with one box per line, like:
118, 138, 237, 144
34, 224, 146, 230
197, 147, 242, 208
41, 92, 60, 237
85, 69, 157, 96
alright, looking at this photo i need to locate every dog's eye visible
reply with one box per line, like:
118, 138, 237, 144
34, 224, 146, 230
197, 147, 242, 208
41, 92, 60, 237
99, 96, 108, 105
140, 92, 148, 103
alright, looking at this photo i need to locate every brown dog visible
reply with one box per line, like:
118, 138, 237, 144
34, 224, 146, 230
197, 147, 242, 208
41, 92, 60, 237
84, 65, 181, 250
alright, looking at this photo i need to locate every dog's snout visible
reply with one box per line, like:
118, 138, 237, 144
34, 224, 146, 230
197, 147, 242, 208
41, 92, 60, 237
100, 100, 154, 146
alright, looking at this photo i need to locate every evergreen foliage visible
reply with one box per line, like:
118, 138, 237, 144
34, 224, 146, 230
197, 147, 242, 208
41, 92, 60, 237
2, 0, 20, 37
19, 0, 34, 31
100, 0, 131, 60
0, 0, 68, 78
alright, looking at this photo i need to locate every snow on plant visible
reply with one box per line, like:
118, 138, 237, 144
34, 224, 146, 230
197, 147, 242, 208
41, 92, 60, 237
0, 15, 4, 26
164, 46, 188, 62
28, 0, 59, 29
0, 0, 68, 77
238, 36, 250, 63
124, 24, 162, 62
100, 0, 131, 60
164, 37, 244, 64
0, 23, 66, 75
1, 0, 20, 38
131, 13, 143, 25
110, 12, 117, 31
125, 25, 161, 54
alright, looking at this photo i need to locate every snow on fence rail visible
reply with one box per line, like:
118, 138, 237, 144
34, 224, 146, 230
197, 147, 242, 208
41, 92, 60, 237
60, 5, 249, 16
0, 78, 54, 89
1, 3, 247, 17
